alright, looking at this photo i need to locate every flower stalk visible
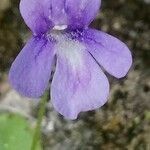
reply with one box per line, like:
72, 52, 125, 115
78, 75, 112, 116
31, 92, 48, 150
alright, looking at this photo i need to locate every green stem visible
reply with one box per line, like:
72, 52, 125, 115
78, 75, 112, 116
31, 92, 48, 150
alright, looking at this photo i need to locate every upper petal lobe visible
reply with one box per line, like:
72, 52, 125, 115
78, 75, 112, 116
20, 0, 53, 35
9, 36, 55, 98
20, 0, 101, 34
65, 0, 101, 29
83, 28, 132, 78
51, 35, 109, 119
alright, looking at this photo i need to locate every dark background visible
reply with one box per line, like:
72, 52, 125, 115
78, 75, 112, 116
0, 0, 150, 149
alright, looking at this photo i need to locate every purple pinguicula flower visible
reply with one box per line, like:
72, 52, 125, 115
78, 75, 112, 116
9, 0, 132, 119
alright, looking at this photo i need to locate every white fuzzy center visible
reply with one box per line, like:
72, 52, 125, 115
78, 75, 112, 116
51, 32, 85, 70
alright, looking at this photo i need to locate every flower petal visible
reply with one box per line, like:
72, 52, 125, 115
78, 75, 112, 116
66, 0, 101, 29
9, 36, 55, 98
51, 36, 109, 119
20, 0, 54, 35
48, 0, 68, 25
20, 0, 101, 34
83, 29, 132, 78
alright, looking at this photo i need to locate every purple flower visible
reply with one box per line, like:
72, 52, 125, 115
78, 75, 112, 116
9, 0, 132, 119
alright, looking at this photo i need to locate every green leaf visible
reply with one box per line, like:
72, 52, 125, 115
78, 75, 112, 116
0, 113, 42, 150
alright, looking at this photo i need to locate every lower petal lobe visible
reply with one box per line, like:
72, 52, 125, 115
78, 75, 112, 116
51, 34, 109, 119
9, 36, 55, 98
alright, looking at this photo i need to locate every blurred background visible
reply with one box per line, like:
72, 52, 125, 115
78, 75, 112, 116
0, 0, 150, 149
